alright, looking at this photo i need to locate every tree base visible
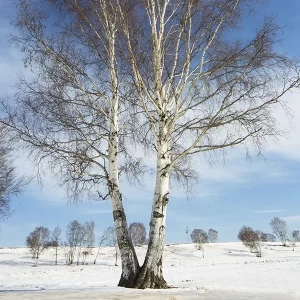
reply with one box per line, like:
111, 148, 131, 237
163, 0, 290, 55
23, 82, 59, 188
118, 267, 140, 288
131, 265, 169, 289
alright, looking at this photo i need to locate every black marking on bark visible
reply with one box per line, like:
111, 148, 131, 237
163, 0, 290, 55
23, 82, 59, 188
153, 211, 164, 218
113, 209, 125, 222
156, 257, 162, 267
162, 193, 169, 206
160, 113, 166, 122
159, 225, 165, 235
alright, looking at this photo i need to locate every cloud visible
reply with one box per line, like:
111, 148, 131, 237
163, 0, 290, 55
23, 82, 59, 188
282, 215, 300, 222
252, 209, 286, 214
168, 210, 211, 223
83, 209, 111, 215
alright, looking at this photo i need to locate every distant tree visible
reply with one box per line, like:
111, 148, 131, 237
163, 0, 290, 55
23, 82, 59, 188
292, 230, 300, 242
238, 226, 261, 257
259, 232, 276, 243
208, 229, 218, 243
64, 220, 95, 265
64, 220, 82, 265
270, 217, 288, 246
290, 230, 300, 251
51, 226, 61, 265
94, 232, 108, 265
81, 221, 95, 264
26, 226, 50, 263
185, 226, 190, 243
190, 229, 208, 244
0, 125, 27, 223
128, 222, 146, 246
75, 223, 86, 265
104, 226, 119, 266
191, 229, 208, 257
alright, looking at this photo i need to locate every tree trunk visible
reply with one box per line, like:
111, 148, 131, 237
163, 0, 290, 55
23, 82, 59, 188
108, 88, 140, 287
108, 135, 140, 287
55, 247, 58, 265
106, 23, 140, 287
133, 121, 170, 289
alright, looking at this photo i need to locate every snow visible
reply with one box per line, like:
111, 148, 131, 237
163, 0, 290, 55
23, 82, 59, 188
0, 242, 299, 299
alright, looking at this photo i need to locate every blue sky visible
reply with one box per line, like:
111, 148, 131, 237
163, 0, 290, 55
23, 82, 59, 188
1, 1, 300, 247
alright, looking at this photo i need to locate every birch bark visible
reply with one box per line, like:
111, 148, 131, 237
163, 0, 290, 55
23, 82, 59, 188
133, 118, 170, 288
108, 114, 140, 287
107, 34, 140, 286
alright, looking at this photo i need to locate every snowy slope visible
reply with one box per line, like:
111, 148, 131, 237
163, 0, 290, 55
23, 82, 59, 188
0, 242, 299, 297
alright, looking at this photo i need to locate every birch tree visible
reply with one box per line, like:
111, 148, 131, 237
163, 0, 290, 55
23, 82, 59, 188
270, 217, 288, 246
129, 222, 147, 246
51, 226, 62, 265
208, 229, 218, 243
2, 0, 139, 286
115, 0, 300, 288
3, 0, 300, 290
104, 226, 119, 266
26, 226, 51, 260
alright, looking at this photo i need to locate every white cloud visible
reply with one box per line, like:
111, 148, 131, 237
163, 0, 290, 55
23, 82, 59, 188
252, 209, 286, 214
168, 210, 210, 223
282, 215, 300, 222
83, 209, 111, 215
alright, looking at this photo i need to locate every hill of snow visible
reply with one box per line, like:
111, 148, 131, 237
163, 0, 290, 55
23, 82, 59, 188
0, 242, 299, 298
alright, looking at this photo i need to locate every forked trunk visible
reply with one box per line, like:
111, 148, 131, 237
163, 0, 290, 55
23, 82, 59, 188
133, 123, 170, 289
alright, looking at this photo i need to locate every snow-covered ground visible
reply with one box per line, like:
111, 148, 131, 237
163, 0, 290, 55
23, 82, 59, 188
0, 242, 299, 299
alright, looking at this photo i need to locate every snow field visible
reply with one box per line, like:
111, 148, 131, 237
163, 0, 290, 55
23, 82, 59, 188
0, 242, 299, 298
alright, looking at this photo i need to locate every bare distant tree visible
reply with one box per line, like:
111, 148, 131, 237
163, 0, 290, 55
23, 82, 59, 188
81, 221, 95, 264
93, 232, 108, 265
292, 230, 300, 242
128, 222, 146, 246
208, 229, 218, 243
290, 230, 300, 251
65, 220, 82, 265
191, 229, 208, 257
104, 226, 119, 266
51, 226, 62, 265
26, 226, 50, 263
0, 125, 27, 223
191, 229, 208, 244
238, 226, 261, 257
270, 217, 288, 246
185, 226, 190, 243
259, 232, 276, 243
64, 220, 95, 265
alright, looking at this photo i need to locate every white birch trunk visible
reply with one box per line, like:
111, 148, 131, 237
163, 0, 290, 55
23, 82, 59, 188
108, 47, 140, 286
133, 119, 170, 288
108, 117, 140, 286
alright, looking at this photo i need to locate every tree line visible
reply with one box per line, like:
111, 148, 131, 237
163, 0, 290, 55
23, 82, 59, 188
238, 217, 300, 257
26, 221, 146, 266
